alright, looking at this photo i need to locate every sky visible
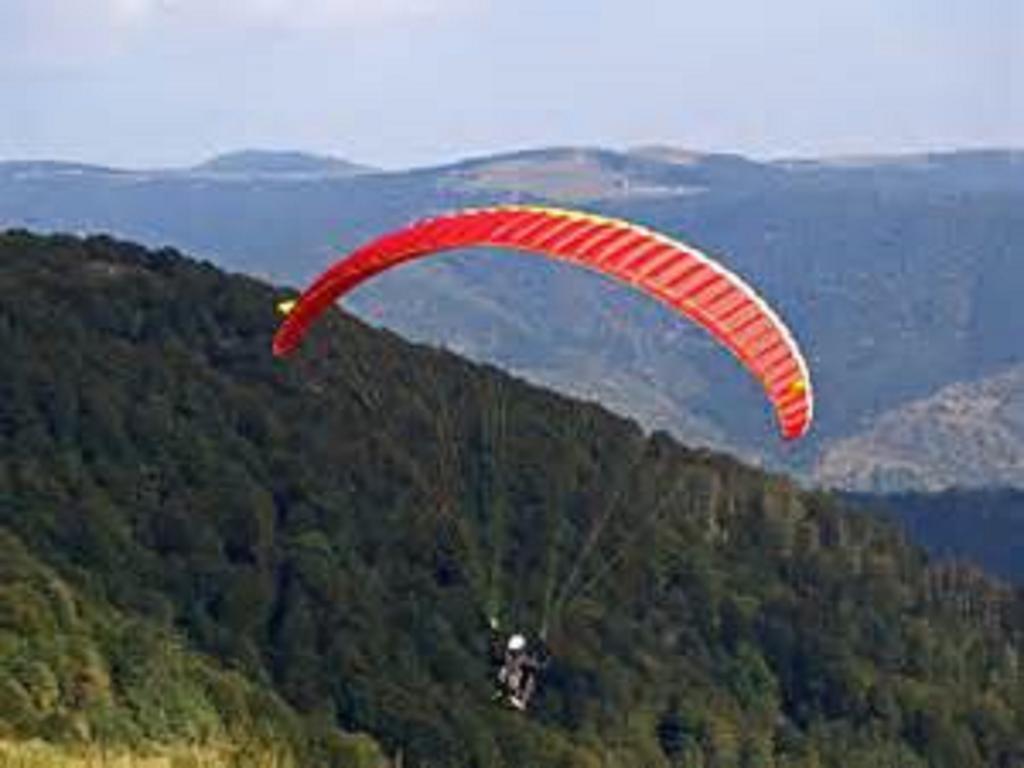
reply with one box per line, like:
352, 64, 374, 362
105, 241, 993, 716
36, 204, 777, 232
1, 0, 1020, 169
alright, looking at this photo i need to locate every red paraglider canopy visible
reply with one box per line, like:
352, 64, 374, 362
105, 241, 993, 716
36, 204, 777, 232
273, 205, 814, 440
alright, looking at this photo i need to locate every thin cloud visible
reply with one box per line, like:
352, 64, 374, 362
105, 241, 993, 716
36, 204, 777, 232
3, 0, 475, 48
104, 0, 474, 29
2, 0, 478, 71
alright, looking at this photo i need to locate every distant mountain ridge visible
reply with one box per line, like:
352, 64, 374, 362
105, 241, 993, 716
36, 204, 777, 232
1, 146, 1021, 488
0, 149, 375, 181
192, 149, 376, 178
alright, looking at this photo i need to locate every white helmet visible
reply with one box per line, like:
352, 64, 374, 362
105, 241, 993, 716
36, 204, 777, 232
507, 634, 526, 651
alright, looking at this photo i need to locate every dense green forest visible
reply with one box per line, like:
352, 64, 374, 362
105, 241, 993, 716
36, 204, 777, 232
2, 230, 1024, 766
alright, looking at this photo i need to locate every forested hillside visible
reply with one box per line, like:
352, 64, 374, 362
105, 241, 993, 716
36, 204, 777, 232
3, 230, 1024, 767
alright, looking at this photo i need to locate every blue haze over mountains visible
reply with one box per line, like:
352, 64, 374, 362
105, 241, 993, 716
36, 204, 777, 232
1, 147, 1021, 488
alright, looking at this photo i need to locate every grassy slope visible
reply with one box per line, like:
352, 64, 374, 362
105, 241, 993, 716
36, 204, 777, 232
0, 528, 390, 767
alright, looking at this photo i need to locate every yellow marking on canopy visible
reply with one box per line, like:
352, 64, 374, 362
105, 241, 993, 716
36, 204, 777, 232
276, 299, 297, 315
491, 204, 632, 231
789, 378, 807, 394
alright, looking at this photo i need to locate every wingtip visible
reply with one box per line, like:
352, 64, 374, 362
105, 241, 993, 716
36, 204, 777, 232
271, 333, 294, 358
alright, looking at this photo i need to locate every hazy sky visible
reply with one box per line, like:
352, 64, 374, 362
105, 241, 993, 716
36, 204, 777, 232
1, 0, 1020, 168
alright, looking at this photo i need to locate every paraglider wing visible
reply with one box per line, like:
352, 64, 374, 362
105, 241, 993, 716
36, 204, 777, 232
273, 206, 814, 440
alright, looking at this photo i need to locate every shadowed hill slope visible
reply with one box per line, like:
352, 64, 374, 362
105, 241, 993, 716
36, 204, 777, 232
2, 230, 1024, 767
854, 489, 1024, 586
